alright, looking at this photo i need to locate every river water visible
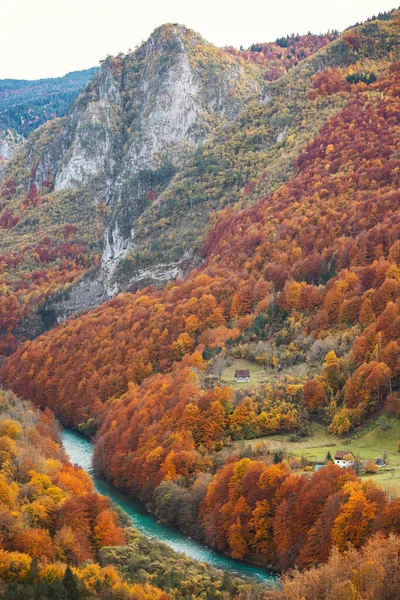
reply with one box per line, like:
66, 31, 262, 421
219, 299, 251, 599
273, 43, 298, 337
61, 428, 276, 583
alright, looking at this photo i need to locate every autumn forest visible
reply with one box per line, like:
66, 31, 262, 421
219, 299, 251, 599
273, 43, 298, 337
1, 6, 400, 600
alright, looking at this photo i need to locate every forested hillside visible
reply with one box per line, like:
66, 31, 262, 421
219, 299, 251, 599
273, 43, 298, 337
0, 389, 268, 599
0, 388, 163, 599
0, 25, 350, 357
1, 7, 400, 574
0, 68, 98, 139
1, 7, 400, 594
0, 15, 399, 358
267, 534, 400, 599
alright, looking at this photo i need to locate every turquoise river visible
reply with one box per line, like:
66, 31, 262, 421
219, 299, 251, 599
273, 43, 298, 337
61, 428, 277, 584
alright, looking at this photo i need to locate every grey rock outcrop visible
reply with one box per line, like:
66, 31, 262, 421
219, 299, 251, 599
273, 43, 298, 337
0, 129, 24, 160
36, 23, 260, 320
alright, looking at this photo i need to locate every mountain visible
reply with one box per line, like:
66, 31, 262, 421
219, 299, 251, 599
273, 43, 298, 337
0, 23, 266, 353
0, 67, 98, 159
0, 4, 400, 571
1, 8, 400, 585
0, 25, 349, 354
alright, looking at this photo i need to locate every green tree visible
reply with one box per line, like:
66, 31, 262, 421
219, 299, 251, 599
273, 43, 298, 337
62, 566, 80, 600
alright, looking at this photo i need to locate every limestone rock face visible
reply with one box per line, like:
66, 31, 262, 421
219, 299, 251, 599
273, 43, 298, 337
54, 64, 121, 192
0, 130, 24, 160
29, 23, 260, 318
31, 24, 257, 194
120, 39, 200, 173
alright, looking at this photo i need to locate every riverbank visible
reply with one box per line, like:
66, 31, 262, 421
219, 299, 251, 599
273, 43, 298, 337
61, 427, 277, 584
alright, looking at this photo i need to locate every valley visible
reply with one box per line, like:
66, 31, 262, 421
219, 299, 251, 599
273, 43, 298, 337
1, 6, 400, 599
62, 427, 276, 582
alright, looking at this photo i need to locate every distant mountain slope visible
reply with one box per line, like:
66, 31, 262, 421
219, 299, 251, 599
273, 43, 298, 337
0, 67, 98, 158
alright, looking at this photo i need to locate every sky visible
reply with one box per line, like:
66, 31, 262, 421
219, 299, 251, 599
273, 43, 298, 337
1, 0, 398, 79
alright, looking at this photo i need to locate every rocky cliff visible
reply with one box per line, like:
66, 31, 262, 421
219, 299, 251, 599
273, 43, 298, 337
0, 129, 24, 161
19, 24, 262, 319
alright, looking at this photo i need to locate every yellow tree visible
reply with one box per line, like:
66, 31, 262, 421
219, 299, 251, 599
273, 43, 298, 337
332, 484, 377, 551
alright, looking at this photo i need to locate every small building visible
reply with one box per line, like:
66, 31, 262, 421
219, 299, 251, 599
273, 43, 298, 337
334, 450, 355, 469
234, 369, 251, 383
375, 458, 386, 468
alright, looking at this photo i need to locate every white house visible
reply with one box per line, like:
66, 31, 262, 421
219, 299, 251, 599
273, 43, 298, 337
334, 450, 355, 468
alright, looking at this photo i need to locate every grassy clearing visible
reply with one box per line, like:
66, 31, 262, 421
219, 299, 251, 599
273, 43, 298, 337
221, 358, 266, 388
239, 416, 400, 464
233, 422, 342, 453
220, 358, 315, 389
360, 469, 400, 497
289, 416, 400, 464
233, 416, 400, 496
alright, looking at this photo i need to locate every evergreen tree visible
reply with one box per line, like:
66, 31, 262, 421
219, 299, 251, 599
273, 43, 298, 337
274, 449, 285, 464
62, 566, 80, 600
28, 557, 39, 583
222, 570, 235, 593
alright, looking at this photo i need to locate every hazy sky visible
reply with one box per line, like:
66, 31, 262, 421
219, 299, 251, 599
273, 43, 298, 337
1, 0, 397, 79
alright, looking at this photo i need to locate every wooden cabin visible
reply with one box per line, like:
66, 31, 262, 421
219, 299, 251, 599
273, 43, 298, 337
234, 369, 250, 383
